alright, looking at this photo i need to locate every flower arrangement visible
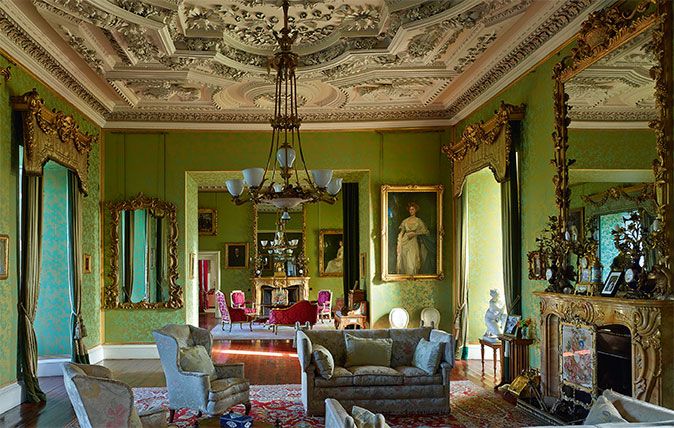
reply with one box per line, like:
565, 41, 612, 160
516, 318, 532, 338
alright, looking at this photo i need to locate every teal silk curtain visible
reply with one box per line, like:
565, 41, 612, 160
69, 172, 89, 364
452, 194, 469, 360
18, 175, 46, 402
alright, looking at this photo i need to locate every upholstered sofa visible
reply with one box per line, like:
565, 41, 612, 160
268, 300, 318, 334
296, 327, 455, 416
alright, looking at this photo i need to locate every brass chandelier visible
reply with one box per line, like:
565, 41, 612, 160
225, 0, 342, 210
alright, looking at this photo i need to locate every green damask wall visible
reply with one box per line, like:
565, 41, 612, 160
464, 168, 504, 342
104, 130, 453, 342
0, 57, 101, 387
198, 189, 345, 305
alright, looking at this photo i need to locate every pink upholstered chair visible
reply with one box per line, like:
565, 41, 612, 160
230, 290, 257, 316
216, 290, 251, 332
317, 290, 333, 323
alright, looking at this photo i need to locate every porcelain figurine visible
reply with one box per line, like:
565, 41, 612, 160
483, 289, 507, 340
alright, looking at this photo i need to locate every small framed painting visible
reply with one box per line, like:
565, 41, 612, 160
504, 315, 521, 335
319, 229, 343, 277
83, 254, 93, 274
225, 243, 249, 269
527, 250, 547, 280
188, 252, 196, 279
198, 208, 217, 236
568, 207, 585, 242
360, 252, 367, 279
600, 270, 623, 297
0, 234, 8, 280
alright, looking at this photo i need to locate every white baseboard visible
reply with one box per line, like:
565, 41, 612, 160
465, 344, 500, 361
37, 357, 70, 377
101, 344, 158, 360
0, 382, 23, 415
88, 345, 104, 364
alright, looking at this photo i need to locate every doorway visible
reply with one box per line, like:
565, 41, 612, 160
198, 251, 220, 328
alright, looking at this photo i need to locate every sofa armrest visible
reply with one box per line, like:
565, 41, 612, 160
430, 329, 455, 367
214, 363, 245, 379
440, 362, 452, 386
77, 364, 113, 380
296, 330, 313, 372
325, 398, 355, 428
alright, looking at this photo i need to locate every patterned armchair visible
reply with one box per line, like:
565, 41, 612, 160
62, 363, 166, 428
152, 324, 251, 422
317, 290, 333, 323
230, 290, 257, 315
216, 290, 252, 332
268, 300, 318, 334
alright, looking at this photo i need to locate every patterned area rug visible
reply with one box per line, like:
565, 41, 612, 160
210, 321, 335, 341
131, 382, 542, 428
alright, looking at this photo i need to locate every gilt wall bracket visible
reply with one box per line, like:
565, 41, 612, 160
441, 102, 525, 197
11, 89, 97, 195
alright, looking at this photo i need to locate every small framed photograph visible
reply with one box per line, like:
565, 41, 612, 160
504, 315, 521, 335
225, 243, 249, 269
527, 250, 547, 280
198, 208, 217, 236
83, 254, 92, 274
600, 270, 623, 297
0, 234, 8, 280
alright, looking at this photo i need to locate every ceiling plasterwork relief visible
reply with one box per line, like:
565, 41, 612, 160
0, 0, 595, 124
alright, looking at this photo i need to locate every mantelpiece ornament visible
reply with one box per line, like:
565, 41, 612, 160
441, 102, 525, 197
535, 292, 669, 405
11, 89, 97, 195
549, 0, 672, 297
0, 65, 10, 81
105, 193, 182, 310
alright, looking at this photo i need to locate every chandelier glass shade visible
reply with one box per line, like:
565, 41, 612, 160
225, 0, 342, 210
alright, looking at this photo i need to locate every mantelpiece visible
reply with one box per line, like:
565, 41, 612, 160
535, 291, 674, 408
251, 277, 310, 309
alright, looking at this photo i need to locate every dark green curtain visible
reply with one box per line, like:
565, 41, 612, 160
18, 175, 46, 402
342, 183, 360, 304
123, 210, 134, 302
68, 172, 89, 364
501, 122, 522, 315
452, 194, 469, 360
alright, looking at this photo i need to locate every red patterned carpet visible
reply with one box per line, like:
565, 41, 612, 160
130, 381, 542, 428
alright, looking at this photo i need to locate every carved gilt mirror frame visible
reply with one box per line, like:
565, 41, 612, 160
105, 193, 182, 309
552, 0, 673, 297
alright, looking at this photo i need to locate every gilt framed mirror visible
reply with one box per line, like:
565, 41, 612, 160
105, 193, 182, 309
550, 0, 672, 297
252, 204, 307, 277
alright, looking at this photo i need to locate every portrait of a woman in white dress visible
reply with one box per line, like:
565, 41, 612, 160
325, 240, 343, 273
396, 202, 430, 275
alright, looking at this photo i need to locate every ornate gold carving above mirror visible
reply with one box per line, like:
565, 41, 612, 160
105, 193, 181, 309
546, 0, 673, 298
12, 89, 97, 195
441, 102, 525, 197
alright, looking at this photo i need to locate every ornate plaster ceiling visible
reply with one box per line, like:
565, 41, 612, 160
567, 28, 656, 123
0, 0, 600, 127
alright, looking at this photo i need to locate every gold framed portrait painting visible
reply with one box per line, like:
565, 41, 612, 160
381, 185, 444, 281
225, 242, 249, 269
319, 229, 343, 277
198, 208, 217, 236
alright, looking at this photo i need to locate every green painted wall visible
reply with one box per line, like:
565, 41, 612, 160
35, 162, 72, 357
568, 128, 655, 169
104, 130, 453, 342
0, 57, 101, 387
464, 168, 504, 342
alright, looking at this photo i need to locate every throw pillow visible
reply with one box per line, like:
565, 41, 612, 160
179, 345, 216, 380
344, 335, 393, 368
313, 344, 335, 379
412, 338, 443, 375
584, 396, 627, 424
352, 406, 390, 428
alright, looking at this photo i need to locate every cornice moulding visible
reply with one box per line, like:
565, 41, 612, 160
568, 121, 650, 129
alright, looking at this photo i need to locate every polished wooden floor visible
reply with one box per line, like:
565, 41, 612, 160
0, 313, 502, 427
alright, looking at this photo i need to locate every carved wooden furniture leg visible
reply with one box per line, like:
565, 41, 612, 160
169, 409, 176, 423
245, 402, 251, 415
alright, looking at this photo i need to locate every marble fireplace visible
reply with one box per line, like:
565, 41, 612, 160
535, 292, 674, 408
251, 276, 310, 311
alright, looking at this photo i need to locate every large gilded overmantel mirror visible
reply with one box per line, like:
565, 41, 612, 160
105, 193, 182, 309
543, 0, 673, 298
252, 204, 307, 278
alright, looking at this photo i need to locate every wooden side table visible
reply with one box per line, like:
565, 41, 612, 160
478, 338, 502, 379
335, 313, 368, 330
496, 334, 533, 389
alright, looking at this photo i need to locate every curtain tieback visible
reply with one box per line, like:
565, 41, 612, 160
18, 303, 36, 322
73, 314, 88, 339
